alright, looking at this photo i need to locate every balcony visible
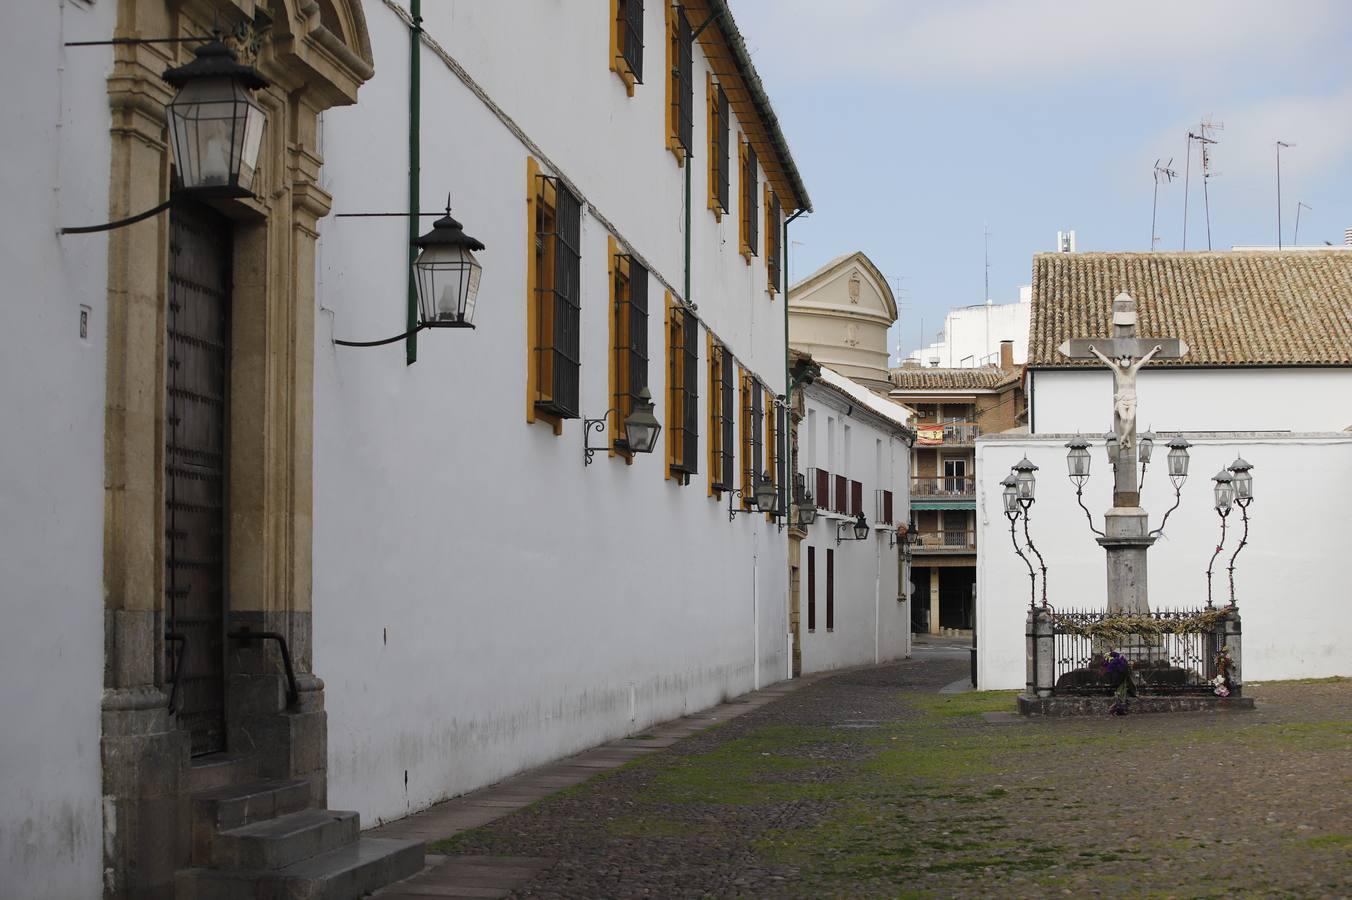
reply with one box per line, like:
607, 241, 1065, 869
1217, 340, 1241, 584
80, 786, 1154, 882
913, 530, 976, 553
912, 475, 975, 498
915, 421, 981, 447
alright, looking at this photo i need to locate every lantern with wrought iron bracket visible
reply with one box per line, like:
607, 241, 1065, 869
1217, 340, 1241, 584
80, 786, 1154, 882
583, 388, 662, 466
836, 512, 870, 545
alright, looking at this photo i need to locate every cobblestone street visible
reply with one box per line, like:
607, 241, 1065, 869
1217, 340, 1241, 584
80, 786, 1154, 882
370, 646, 1350, 898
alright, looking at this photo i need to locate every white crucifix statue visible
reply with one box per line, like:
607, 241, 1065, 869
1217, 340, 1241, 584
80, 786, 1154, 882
1058, 292, 1189, 614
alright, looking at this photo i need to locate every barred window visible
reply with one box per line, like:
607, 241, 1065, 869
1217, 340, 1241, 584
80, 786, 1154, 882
765, 188, 781, 293
708, 340, 735, 493
707, 76, 729, 217
739, 136, 758, 259
740, 372, 763, 508
666, 3, 693, 161
611, 0, 644, 92
610, 243, 649, 454
667, 300, 699, 479
528, 164, 582, 425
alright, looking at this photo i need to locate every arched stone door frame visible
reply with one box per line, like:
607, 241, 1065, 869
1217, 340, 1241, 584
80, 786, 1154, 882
99, 1, 371, 895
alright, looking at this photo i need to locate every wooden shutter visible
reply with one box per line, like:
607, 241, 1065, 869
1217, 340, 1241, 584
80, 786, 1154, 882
850, 480, 863, 516
815, 468, 830, 510
834, 474, 847, 514
883, 490, 894, 525
826, 548, 834, 630
807, 546, 816, 631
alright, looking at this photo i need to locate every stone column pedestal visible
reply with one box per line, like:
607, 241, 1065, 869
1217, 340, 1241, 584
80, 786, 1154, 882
1096, 507, 1157, 615
1032, 608, 1055, 697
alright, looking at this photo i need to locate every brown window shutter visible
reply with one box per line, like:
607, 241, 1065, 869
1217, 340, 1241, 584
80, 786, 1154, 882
834, 475, 847, 514
815, 469, 829, 509
851, 480, 863, 516
826, 548, 834, 630
883, 490, 894, 524
807, 546, 816, 631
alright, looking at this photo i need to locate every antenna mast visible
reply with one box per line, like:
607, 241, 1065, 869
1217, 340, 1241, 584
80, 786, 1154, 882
1151, 158, 1177, 250
1276, 141, 1294, 249
1294, 201, 1311, 246
1196, 118, 1222, 250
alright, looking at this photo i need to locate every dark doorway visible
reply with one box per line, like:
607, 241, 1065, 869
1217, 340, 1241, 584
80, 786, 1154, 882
939, 567, 975, 630
910, 566, 930, 632
165, 200, 232, 756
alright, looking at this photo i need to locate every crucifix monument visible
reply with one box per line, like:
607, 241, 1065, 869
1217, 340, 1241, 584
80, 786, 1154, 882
1057, 292, 1189, 615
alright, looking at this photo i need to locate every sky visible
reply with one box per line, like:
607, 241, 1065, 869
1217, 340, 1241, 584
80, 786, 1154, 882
730, 0, 1352, 361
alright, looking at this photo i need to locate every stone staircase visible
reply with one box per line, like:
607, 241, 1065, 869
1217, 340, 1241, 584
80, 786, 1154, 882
176, 766, 423, 900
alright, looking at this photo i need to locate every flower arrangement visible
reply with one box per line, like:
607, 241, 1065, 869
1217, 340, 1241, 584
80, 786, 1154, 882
1096, 651, 1135, 715
1212, 646, 1235, 697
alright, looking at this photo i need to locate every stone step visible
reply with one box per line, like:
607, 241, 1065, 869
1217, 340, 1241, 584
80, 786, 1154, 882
193, 778, 313, 832
178, 836, 425, 900
186, 754, 259, 795
212, 808, 360, 871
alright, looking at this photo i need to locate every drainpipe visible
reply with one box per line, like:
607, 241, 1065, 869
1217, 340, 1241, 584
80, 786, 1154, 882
405, 0, 422, 365
781, 208, 808, 497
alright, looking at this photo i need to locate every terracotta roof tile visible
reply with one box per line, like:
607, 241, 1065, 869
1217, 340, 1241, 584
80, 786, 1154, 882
1028, 251, 1352, 367
888, 366, 1010, 391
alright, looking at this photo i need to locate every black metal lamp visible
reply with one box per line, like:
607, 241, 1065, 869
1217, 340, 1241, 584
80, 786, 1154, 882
412, 202, 485, 328
1001, 473, 1020, 516
1166, 435, 1192, 478
754, 471, 778, 513
163, 39, 269, 198
1012, 456, 1038, 505
796, 492, 818, 528
837, 512, 869, 544
1065, 434, 1091, 484
1212, 469, 1234, 513
1138, 431, 1156, 465
1104, 431, 1119, 466
621, 388, 662, 454
1228, 457, 1253, 503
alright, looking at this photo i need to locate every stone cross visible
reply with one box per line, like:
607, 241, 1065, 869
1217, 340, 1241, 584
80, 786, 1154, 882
1057, 292, 1188, 507
1057, 292, 1189, 615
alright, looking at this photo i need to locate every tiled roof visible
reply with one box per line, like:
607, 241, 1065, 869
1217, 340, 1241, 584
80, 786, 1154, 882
888, 366, 1012, 391
1028, 251, 1352, 367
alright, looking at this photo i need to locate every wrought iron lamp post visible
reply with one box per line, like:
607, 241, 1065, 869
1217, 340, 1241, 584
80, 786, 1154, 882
1138, 430, 1156, 479
1149, 435, 1192, 536
1011, 457, 1047, 606
1065, 435, 1103, 536
1206, 469, 1234, 607
1002, 474, 1038, 608
1226, 458, 1254, 606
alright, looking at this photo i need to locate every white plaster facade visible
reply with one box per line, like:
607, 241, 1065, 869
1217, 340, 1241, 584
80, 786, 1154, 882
313, 2, 800, 826
0, 2, 115, 895
1028, 367, 1352, 435
974, 433, 1352, 690
909, 287, 1031, 370
795, 369, 912, 673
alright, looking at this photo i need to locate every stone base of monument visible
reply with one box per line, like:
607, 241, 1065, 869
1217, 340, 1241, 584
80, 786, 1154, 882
1018, 693, 1254, 716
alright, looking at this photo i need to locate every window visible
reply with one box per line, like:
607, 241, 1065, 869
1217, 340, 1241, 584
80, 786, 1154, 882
526, 159, 582, 428
609, 239, 649, 456
765, 186, 781, 293
739, 134, 758, 259
740, 370, 763, 508
707, 75, 729, 218
765, 391, 782, 521
834, 474, 847, 515
708, 338, 734, 493
610, 0, 643, 94
666, 297, 699, 479
666, 2, 692, 162
850, 480, 863, 516
807, 546, 816, 632
944, 457, 967, 494
826, 548, 835, 630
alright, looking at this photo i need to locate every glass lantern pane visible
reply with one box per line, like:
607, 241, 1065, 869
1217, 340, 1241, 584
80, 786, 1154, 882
237, 99, 266, 192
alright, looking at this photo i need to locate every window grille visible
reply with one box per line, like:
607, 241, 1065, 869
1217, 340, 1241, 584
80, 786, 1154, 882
743, 142, 759, 256
716, 348, 735, 490
743, 376, 763, 502
671, 6, 693, 155
766, 191, 781, 291
613, 254, 649, 436
668, 305, 699, 476
618, 0, 644, 83
710, 82, 729, 213
534, 176, 581, 419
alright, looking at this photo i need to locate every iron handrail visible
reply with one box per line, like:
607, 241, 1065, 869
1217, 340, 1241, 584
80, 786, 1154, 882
910, 476, 976, 496
227, 629, 300, 707
164, 632, 187, 714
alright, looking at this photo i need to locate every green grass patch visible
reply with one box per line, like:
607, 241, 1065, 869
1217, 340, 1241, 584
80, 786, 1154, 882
907, 690, 1020, 718
1296, 833, 1352, 851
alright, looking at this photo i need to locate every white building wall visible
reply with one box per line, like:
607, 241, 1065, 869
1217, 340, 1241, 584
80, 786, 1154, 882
797, 388, 910, 673
314, 2, 790, 826
909, 291, 1030, 369
0, 1, 114, 895
975, 434, 1352, 690
1030, 368, 1352, 435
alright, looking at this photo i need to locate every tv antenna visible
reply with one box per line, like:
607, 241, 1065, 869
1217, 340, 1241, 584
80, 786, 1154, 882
1182, 118, 1222, 250
1151, 158, 1177, 250
1294, 201, 1311, 247
1276, 141, 1295, 249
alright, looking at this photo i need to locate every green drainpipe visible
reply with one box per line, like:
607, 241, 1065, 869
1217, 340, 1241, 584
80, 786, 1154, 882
782, 208, 807, 496
406, 0, 422, 365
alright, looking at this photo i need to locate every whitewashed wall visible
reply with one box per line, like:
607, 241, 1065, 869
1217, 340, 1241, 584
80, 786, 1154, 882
910, 295, 1030, 368
797, 386, 910, 672
314, 2, 791, 826
975, 433, 1352, 690
0, 1, 113, 896
1030, 368, 1352, 434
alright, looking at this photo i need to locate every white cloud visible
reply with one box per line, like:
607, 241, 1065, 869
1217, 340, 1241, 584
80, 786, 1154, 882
733, 0, 1348, 87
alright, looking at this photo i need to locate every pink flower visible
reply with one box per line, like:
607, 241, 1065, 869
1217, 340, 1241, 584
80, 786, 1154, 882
1214, 685, 1230, 697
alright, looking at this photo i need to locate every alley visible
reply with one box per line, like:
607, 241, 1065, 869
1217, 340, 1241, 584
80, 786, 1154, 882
373, 654, 1349, 898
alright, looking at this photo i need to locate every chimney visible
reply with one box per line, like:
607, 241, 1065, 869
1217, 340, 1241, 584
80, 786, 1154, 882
999, 340, 1015, 372
1345, 227, 1352, 246
1056, 230, 1076, 253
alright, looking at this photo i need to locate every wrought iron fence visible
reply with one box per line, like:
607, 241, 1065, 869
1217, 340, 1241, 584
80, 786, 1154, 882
1046, 608, 1227, 696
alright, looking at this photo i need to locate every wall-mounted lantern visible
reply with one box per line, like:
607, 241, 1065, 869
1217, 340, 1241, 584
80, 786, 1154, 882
754, 472, 778, 514
836, 512, 870, 544
1227, 457, 1253, 503
62, 36, 271, 234
1212, 468, 1234, 513
1065, 434, 1091, 484
412, 204, 485, 329
1166, 435, 1192, 480
1012, 456, 1038, 506
795, 492, 818, 528
583, 388, 662, 465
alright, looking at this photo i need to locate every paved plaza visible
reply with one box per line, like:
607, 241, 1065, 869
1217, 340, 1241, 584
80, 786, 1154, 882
370, 644, 1349, 898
